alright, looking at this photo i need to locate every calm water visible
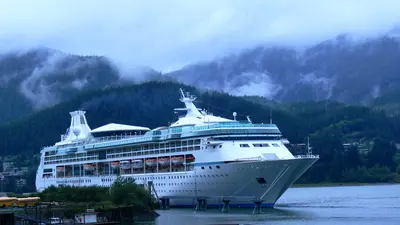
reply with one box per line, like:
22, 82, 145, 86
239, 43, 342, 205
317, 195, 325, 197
148, 184, 400, 225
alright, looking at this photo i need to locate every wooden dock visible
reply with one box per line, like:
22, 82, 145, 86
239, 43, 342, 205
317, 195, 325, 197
0, 203, 158, 225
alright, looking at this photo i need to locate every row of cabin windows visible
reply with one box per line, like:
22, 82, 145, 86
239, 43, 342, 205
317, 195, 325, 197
45, 152, 96, 161
100, 173, 229, 183
239, 143, 280, 148
201, 165, 220, 169
106, 139, 201, 154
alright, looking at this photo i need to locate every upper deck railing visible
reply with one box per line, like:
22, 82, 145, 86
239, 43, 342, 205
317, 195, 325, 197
43, 121, 281, 152
294, 154, 320, 159
84, 122, 280, 149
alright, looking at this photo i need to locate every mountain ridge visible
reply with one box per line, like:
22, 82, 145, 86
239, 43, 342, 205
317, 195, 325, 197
2, 34, 400, 124
0, 81, 399, 188
167, 34, 400, 105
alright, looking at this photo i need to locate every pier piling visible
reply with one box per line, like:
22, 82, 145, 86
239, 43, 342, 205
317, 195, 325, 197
159, 198, 170, 210
220, 199, 230, 213
252, 200, 263, 214
195, 199, 207, 211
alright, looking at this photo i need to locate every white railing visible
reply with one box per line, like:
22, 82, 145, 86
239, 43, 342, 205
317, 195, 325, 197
89, 134, 141, 143
294, 154, 320, 159
85, 125, 280, 149
47, 122, 281, 153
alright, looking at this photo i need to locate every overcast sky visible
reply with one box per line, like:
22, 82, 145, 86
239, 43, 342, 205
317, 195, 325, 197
0, 0, 399, 72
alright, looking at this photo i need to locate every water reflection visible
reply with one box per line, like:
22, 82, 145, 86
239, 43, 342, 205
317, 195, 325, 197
137, 207, 311, 225
137, 185, 400, 225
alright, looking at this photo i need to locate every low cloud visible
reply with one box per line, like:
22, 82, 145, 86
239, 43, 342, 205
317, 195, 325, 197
0, 0, 399, 73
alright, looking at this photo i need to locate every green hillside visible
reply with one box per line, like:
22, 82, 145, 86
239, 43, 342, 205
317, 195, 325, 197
371, 90, 400, 116
0, 81, 399, 191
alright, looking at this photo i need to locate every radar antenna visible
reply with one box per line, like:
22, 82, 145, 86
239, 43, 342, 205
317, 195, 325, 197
179, 88, 197, 102
179, 88, 185, 98
269, 107, 273, 124
175, 88, 202, 118
306, 137, 312, 155
233, 112, 237, 121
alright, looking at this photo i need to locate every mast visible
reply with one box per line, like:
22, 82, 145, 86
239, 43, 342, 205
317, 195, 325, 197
176, 88, 203, 118
59, 110, 91, 144
269, 107, 272, 124
306, 137, 312, 155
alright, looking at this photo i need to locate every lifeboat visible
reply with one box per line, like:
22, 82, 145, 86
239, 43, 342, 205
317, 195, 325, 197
185, 155, 195, 161
120, 160, 131, 170
158, 157, 170, 166
56, 166, 65, 172
111, 161, 120, 169
171, 156, 184, 165
131, 159, 144, 169
145, 158, 157, 167
84, 164, 95, 171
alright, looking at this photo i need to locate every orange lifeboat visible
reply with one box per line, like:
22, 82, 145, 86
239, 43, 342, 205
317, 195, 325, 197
111, 161, 120, 169
158, 157, 170, 166
132, 159, 144, 169
171, 156, 184, 165
185, 155, 195, 161
56, 166, 65, 173
84, 164, 95, 171
145, 158, 157, 167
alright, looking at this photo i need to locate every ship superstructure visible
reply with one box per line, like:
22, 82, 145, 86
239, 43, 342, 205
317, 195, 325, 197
35, 88, 319, 208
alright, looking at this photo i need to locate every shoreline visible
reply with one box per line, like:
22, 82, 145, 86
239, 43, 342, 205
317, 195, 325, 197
291, 182, 399, 188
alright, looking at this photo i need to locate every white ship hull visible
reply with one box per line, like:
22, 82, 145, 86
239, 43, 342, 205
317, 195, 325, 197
36, 157, 317, 208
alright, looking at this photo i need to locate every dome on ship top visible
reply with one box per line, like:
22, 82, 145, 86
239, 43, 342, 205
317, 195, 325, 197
91, 123, 150, 137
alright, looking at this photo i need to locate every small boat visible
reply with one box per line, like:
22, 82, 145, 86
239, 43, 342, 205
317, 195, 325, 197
145, 158, 157, 167
185, 155, 195, 161
111, 161, 120, 169
56, 166, 65, 172
171, 156, 184, 165
132, 159, 144, 169
120, 160, 131, 170
158, 157, 170, 166
84, 164, 95, 171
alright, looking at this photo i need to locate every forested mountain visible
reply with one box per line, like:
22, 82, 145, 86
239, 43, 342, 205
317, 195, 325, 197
0, 81, 399, 186
2, 34, 400, 125
0, 48, 122, 124
0, 48, 172, 124
168, 34, 400, 106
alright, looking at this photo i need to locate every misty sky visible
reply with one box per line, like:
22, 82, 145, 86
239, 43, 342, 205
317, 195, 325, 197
0, 0, 399, 72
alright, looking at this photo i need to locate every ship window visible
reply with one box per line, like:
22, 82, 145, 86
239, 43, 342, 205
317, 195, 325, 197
240, 144, 250, 148
272, 143, 280, 147
262, 144, 270, 147
256, 177, 267, 184
43, 168, 52, 173
80, 115, 85, 124
201, 167, 204, 170
99, 151, 106, 159
253, 144, 262, 147
216, 166, 220, 169
209, 166, 212, 169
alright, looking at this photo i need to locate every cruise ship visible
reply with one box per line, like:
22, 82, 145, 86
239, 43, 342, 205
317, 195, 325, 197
35, 89, 319, 208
